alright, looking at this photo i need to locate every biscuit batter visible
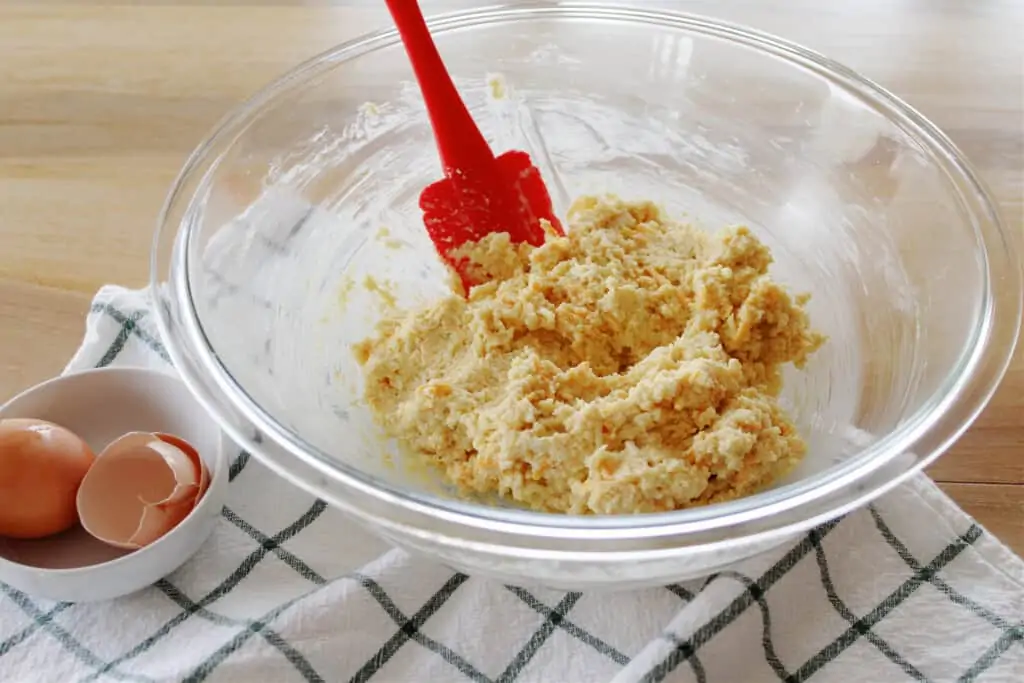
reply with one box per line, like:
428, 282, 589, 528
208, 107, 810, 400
355, 195, 824, 514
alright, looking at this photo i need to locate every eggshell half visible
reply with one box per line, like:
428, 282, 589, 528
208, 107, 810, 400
76, 432, 207, 550
155, 432, 210, 501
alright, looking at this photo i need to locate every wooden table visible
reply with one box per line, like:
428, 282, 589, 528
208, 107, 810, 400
1, 0, 1021, 554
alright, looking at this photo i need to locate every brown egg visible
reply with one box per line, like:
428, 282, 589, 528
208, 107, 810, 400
0, 418, 96, 539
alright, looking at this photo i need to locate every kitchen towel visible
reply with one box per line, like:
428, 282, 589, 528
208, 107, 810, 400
0, 284, 1021, 683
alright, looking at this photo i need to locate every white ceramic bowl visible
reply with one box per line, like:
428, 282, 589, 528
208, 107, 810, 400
0, 367, 227, 602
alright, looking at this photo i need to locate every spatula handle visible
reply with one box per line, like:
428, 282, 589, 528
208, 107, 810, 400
385, 0, 494, 175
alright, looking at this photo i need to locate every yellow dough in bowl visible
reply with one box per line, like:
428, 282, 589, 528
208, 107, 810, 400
355, 195, 825, 514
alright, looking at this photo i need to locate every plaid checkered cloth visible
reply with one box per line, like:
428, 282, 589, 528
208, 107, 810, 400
0, 285, 1021, 683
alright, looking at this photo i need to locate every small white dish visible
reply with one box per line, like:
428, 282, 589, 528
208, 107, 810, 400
0, 367, 227, 602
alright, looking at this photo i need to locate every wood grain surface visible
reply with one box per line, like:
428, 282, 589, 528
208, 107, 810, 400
1, 0, 1021, 553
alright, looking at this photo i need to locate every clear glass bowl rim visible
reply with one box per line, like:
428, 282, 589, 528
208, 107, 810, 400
152, 1, 1022, 545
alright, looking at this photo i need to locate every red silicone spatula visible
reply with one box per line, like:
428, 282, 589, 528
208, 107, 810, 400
384, 0, 563, 291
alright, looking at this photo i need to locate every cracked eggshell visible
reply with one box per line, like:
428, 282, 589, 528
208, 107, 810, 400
76, 431, 209, 550
156, 432, 211, 501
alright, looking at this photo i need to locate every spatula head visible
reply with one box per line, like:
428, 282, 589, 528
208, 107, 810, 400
419, 149, 563, 291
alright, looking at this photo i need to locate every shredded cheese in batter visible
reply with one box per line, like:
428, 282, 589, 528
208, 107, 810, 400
355, 195, 825, 514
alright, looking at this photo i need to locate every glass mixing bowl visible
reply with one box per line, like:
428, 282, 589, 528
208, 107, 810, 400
152, 3, 1021, 589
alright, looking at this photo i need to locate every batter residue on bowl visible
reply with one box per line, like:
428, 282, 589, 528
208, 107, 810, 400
355, 195, 825, 514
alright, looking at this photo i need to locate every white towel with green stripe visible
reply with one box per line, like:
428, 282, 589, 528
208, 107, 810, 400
1, 285, 1022, 683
